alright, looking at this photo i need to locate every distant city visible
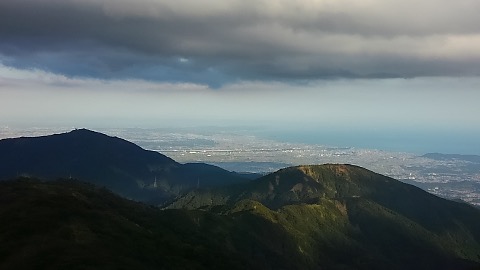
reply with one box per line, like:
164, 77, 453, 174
1, 126, 479, 206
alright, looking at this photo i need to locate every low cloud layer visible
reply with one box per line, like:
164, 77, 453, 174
2, 64, 479, 130
2, 0, 480, 85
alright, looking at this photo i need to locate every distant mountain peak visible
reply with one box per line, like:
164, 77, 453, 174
68, 128, 102, 135
0, 130, 250, 203
268, 164, 380, 191
296, 164, 355, 179
63, 128, 123, 141
168, 163, 415, 210
70, 127, 93, 132
423, 152, 480, 163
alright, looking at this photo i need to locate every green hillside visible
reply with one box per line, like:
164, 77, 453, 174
168, 164, 480, 269
3, 164, 480, 269
0, 178, 297, 270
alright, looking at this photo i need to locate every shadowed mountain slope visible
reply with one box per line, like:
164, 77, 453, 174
0, 178, 305, 270
168, 164, 480, 269
0, 129, 249, 203
2, 172, 479, 270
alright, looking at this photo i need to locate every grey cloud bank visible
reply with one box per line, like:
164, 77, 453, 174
1, 63, 480, 154
2, 0, 480, 85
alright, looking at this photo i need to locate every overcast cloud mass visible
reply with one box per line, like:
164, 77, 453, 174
1, 0, 480, 154
2, 0, 480, 83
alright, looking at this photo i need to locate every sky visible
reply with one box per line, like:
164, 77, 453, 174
1, 0, 480, 154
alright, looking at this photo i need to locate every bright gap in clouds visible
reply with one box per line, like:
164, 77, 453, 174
1, 64, 479, 154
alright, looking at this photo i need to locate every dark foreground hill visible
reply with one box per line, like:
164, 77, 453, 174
0, 129, 249, 204
0, 178, 291, 270
2, 166, 480, 269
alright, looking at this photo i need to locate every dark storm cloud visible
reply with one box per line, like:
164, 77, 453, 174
1, 0, 480, 85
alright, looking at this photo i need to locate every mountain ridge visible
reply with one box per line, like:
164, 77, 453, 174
423, 152, 480, 163
2, 176, 479, 270
168, 164, 427, 209
1, 130, 480, 269
0, 129, 250, 203
167, 164, 480, 268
